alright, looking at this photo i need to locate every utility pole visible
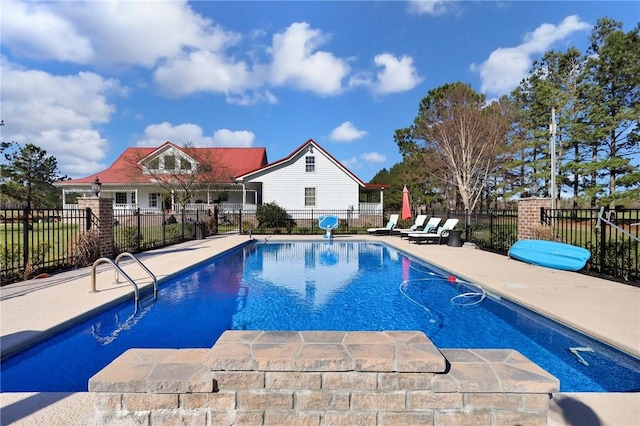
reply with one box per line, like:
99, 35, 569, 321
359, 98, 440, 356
549, 107, 557, 212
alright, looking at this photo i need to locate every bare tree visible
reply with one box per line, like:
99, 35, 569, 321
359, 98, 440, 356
395, 82, 515, 211
125, 142, 233, 210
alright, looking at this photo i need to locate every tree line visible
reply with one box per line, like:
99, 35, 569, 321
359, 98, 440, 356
373, 17, 639, 212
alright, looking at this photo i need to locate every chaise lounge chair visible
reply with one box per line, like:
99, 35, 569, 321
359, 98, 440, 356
397, 217, 442, 239
407, 218, 459, 244
367, 214, 399, 235
391, 214, 428, 236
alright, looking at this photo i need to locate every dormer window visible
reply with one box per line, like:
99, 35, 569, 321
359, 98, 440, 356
164, 155, 176, 170
305, 156, 315, 173
147, 158, 160, 170
180, 158, 191, 170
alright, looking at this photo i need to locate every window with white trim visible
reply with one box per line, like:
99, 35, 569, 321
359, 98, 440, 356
304, 187, 316, 207
131, 192, 136, 204
305, 156, 315, 173
180, 158, 191, 170
149, 192, 159, 208
115, 192, 127, 204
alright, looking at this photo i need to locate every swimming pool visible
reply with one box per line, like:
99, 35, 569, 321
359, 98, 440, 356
1, 240, 639, 392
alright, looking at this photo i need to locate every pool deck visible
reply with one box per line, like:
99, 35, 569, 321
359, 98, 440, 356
1, 234, 639, 425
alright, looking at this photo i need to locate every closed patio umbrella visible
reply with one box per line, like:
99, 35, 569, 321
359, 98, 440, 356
401, 185, 411, 221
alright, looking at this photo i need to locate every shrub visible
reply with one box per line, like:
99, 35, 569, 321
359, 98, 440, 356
529, 224, 559, 241
256, 202, 292, 228
242, 220, 255, 233
68, 229, 100, 267
1, 241, 51, 280
165, 223, 182, 241
117, 226, 143, 252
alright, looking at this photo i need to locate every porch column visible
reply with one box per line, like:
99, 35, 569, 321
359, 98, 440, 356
242, 184, 247, 209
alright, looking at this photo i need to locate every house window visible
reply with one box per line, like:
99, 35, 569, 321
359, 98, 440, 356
149, 192, 159, 208
305, 156, 315, 173
115, 192, 127, 205
180, 158, 191, 170
164, 155, 176, 170
131, 192, 136, 205
147, 158, 160, 170
305, 187, 316, 207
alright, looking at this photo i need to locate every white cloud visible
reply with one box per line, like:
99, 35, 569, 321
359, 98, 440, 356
211, 129, 255, 147
269, 22, 350, 96
137, 122, 255, 148
471, 15, 590, 97
153, 50, 256, 97
0, 60, 121, 178
1, 2, 414, 103
372, 53, 423, 94
341, 151, 386, 171
2, 0, 93, 63
350, 53, 422, 95
407, 0, 451, 16
330, 122, 367, 142
362, 152, 386, 163
65, 1, 237, 67
1, 0, 237, 67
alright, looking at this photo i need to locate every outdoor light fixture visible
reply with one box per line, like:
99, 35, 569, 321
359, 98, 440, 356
91, 177, 102, 197
309, 146, 314, 154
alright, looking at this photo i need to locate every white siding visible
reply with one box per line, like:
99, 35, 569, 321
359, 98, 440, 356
244, 150, 360, 210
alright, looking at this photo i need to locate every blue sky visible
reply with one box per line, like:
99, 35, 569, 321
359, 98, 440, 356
1, 1, 638, 181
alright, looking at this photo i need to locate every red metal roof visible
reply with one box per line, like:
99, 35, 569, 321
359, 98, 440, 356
56, 142, 268, 186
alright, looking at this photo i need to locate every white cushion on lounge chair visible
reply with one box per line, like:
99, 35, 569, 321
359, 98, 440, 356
392, 215, 428, 235
367, 214, 399, 234
407, 218, 459, 244
398, 217, 442, 238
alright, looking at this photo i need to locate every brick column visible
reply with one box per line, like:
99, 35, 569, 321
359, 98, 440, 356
517, 197, 551, 240
78, 196, 114, 258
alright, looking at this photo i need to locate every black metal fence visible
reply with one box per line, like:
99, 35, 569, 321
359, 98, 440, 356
542, 208, 639, 284
1, 207, 90, 284
218, 207, 385, 236
112, 208, 211, 254
1, 207, 211, 285
3, 204, 637, 286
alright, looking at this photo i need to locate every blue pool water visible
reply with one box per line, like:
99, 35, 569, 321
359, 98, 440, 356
2, 241, 639, 392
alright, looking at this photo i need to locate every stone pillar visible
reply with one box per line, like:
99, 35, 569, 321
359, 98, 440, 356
517, 197, 551, 240
78, 196, 114, 258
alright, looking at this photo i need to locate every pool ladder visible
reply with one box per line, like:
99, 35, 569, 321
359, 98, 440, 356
91, 252, 158, 313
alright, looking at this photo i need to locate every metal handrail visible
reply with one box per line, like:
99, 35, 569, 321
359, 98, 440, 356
90, 258, 140, 308
596, 207, 640, 243
115, 252, 158, 298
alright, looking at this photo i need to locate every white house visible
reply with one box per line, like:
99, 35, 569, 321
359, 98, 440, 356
56, 139, 386, 214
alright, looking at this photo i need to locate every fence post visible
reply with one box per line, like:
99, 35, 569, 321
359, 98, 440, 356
137, 208, 141, 252
22, 205, 30, 272
85, 207, 92, 231
489, 210, 494, 248
599, 209, 607, 274
161, 208, 165, 245
464, 209, 469, 241
239, 209, 243, 234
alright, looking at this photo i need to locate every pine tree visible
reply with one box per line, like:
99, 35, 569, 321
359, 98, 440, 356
0, 142, 67, 208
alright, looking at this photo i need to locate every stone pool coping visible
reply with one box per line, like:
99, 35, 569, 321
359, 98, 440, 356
89, 331, 558, 425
